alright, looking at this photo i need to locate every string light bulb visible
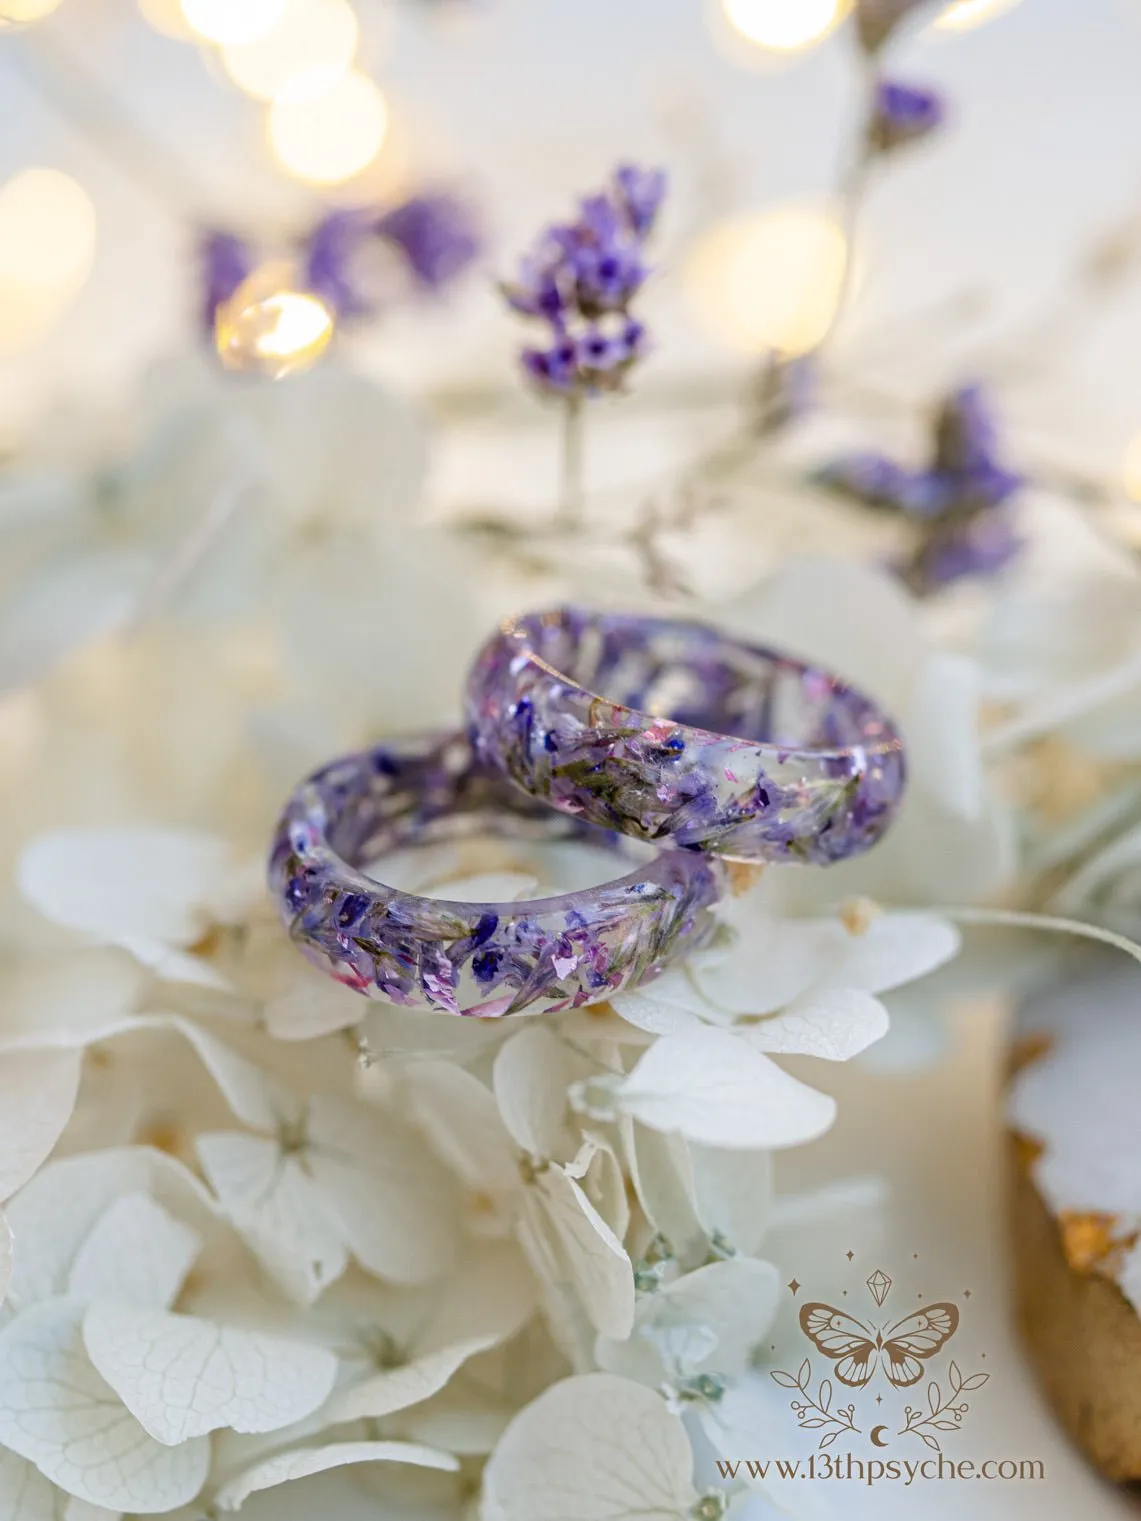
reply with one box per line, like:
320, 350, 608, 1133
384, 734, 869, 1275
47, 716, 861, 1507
181, 0, 285, 47
267, 70, 388, 185
214, 261, 334, 378
719, 0, 848, 53
0, 167, 96, 354
222, 0, 358, 104
934, 0, 1021, 30
0, 0, 63, 25
684, 204, 849, 356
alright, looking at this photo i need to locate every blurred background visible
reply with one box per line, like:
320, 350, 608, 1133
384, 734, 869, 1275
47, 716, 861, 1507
4, 0, 1141, 483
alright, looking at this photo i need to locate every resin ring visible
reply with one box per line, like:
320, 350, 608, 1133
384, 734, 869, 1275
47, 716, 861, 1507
268, 732, 725, 1017
466, 608, 906, 865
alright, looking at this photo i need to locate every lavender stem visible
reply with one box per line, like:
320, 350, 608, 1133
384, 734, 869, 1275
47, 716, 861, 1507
557, 392, 586, 531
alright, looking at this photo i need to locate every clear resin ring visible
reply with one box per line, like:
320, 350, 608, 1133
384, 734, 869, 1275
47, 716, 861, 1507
268, 732, 725, 1017
466, 608, 906, 865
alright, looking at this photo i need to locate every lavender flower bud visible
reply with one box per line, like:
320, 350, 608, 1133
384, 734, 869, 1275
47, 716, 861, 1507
869, 79, 946, 154
374, 192, 482, 291
199, 230, 253, 334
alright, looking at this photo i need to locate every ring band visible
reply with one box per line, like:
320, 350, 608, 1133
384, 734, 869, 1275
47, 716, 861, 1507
268, 732, 725, 1017
465, 608, 906, 865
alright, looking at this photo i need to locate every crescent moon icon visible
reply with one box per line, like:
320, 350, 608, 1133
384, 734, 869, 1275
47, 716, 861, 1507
871, 1425, 889, 1448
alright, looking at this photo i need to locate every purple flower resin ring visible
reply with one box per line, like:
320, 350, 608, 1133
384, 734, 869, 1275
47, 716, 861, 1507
465, 608, 906, 865
268, 732, 725, 1017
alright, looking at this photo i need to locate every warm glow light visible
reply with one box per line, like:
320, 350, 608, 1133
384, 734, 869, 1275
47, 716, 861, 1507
1121, 432, 1141, 505
222, 0, 358, 103
181, 0, 285, 47
684, 205, 849, 356
0, 168, 96, 354
0, 0, 63, 24
934, 0, 1021, 31
138, 0, 194, 39
267, 70, 388, 185
215, 262, 334, 378
720, 0, 847, 52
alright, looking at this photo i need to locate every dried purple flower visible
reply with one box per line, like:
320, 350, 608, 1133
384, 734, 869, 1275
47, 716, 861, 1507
915, 509, 1023, 589
200, 230, 253, 333
503, 162, 666, 398
820, 383, 1024, 595
612, 164, 667, 239
374, 192, 482, 291
869, 79, 946, 153
302, 207, 376, 318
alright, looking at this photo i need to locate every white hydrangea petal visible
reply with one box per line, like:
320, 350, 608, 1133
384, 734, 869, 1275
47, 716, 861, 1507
6, 1148, 219, 1312
522, 1166, 635, 1340
690, 914, 839, 1017
641, 1258, 779, 1379
307, 1096, 460, 1284
0, 1298, 210, 1513
908, 650, 983, 821
0, 1447, 57, 1521
0, 1048, 82, 1199
67, 1194, 200, 1311
570, 1135, 629, 1243
0, 953, 145, 1053
120, 942, 231, 992
329, 1336, 499, 1423
168, 1020, 290, 1133
363, 1004, 509, 1060
492, 1026, 586, 1162
262, 959, 363, 1042
744, 989, 889, 1062
425, 1237, 537, 1349
623, 1122, 705, 1267
688, 1143, 773, 1258
814, 912, 961, 996
608, 971, 710, 1037
403, 1061, 520, 1199
482, 1373, 699, 1521
17, 828, 234, 949
0, 1208, 12, 1308
615, 1029, 836, 1149
63, 1500, 120, 1521
82, 1302, 338, 1445
213, 1440, 458, 1511
196, 1133, 348, 1304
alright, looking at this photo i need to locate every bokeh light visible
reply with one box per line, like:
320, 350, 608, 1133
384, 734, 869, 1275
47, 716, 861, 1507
215, 262, 334, 378
684, 205, 849, 356
934, 0, 1021, 31
222, 0, 358, 104
720, 0, 847, 52
0, 168, 97, 355
138, 0, 195, 39
181, 0, 285, 47
0, 0, 63, 25
267, 70, 388, 185
1121, 430, 1141, 504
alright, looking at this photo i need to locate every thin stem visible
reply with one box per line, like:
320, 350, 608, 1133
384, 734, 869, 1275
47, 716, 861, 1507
557, 393, 586, 531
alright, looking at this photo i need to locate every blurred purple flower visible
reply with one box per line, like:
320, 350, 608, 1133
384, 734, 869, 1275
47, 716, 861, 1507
503, 162, 665, 398
917, 509, 1023, 589
200, 230, 253, 333
869, 79, 946, 153
820, 383, 1024, 594
302, 207, 375, 317
375, 192, 482, 291
855, 0, 932, 53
